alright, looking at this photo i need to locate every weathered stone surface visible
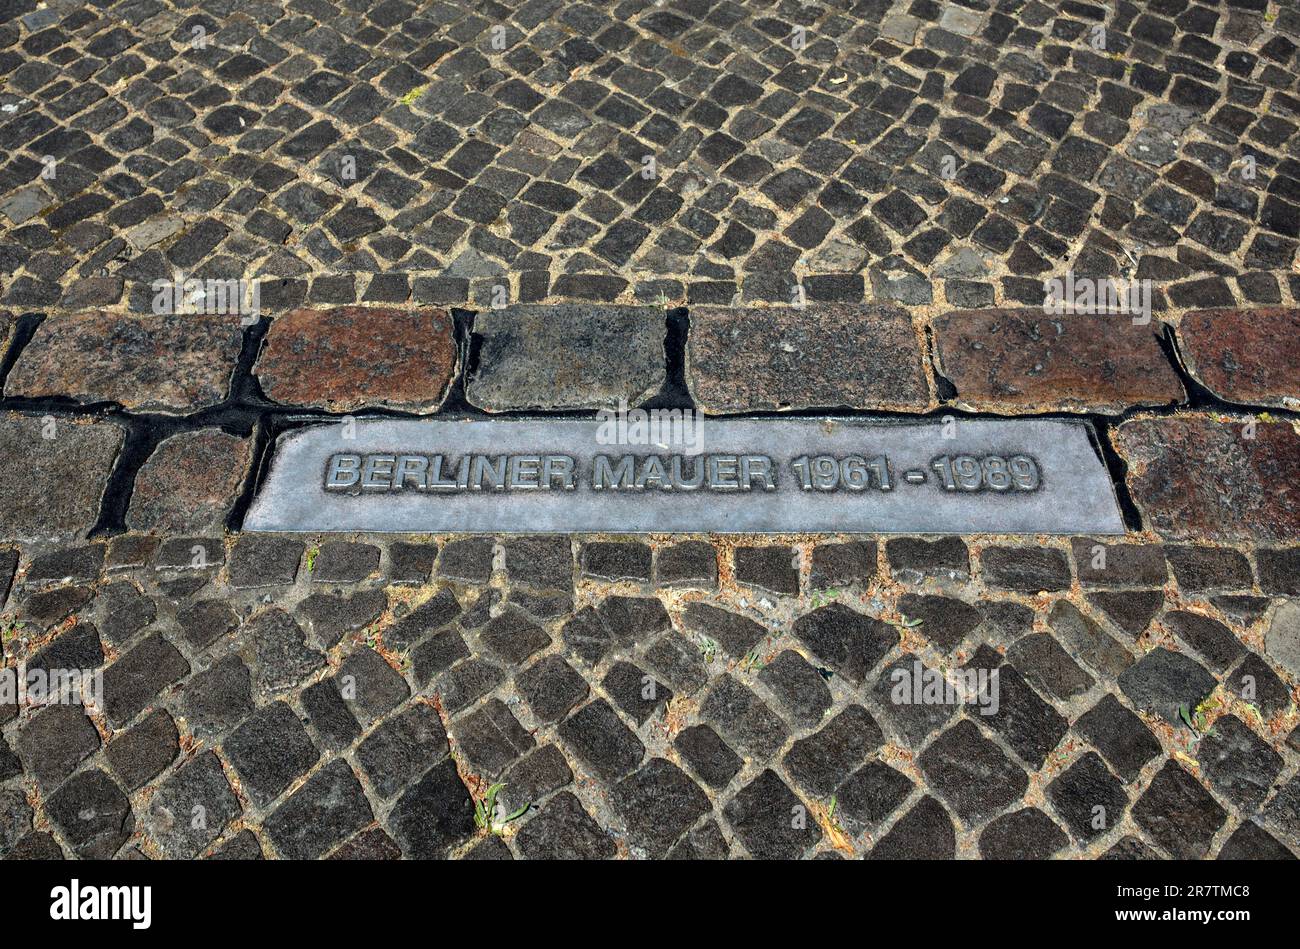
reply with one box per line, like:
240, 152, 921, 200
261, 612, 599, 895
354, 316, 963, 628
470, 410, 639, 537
102, 632, 190, 728
557, 699, 644, 782
1119, 647, 1216, 726
105, 710, 179, 791
255, 307, 457, 413
224, 702, 321, 806
686, 305, 929, 412
611, 758, 709, 857
1073, 695, 1160, 783
498, 745, 573, 816
387, 757, 476, 858
919, 720, 1028, 824
1113, 415, 1300, 542
869, 796, 955, 860
467, 305, 665, 411
681, 602, 768, 659
654, 541, 717, 587
514, 791, 614, 859
6, 313, 243, 412
793, 603, 897, 683
45, 769, 133, 859
17, 704, 100, 790
932, 310, 1184, 414
1196, 715, 1283, 811
1132, 762, 1227, 859
784, 705, 883, 795
674, 725, 742, 789
1177, 309, 1300, 407
886, 537, 969, 583
0, 414, 123, 541
147, 751, 239, 858
979, 808, 1069, 859
810, 541, 876, 589
1046, 751, 1128, 843
1266, 601, 1300, 680
834, 761, 913, 835
127, 430, 253, 532
264, 760, 374, 859
723, 769, 821, 859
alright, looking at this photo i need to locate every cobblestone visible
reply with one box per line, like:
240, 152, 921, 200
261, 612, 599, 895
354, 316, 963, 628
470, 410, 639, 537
687, 305, 928, 412
933, 310, 1184, 414
0, 413, 122, 541
1, 0, 1298, 870
5, 313, 242, 413
255, 307, 457, 413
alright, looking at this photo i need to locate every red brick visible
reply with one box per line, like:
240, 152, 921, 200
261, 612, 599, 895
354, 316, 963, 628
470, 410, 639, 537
1177, 308, 1300, 408
255, 307, 457, 412
932, 309, 1184, 414
4, 312, 243, 413
1113, 414, 1300, 542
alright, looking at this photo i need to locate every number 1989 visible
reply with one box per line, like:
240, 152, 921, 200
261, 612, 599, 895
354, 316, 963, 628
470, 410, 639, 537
931, 454, 1040, 492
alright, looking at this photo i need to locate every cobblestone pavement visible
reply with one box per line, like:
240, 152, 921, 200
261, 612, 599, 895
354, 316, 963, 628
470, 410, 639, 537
2, 0, 1300, 861
2, 530, 1300, 860
1, 0, 1299, 307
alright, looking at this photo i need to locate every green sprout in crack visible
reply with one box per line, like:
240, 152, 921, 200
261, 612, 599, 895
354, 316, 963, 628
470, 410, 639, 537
398, 84, 428, 106
1, 618, 23, 642
698, 636, 718, 664
809, 587, 841, 609
893, 614, 923, 630
305, 547, 319, 573
826, 795, 846, 835
474, 782, 529, 835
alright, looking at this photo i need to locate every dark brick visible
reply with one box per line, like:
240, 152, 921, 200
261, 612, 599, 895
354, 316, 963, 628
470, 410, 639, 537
387, 757, 475, 858
1132, 762, 1227, 859
724, 769, 821, 859
264, 760, 374, 860
223, 702, 320, 807
356, 704, 450, 800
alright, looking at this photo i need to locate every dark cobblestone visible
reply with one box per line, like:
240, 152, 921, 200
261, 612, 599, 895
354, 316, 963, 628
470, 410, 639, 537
723, 769, 821, 859
224, 702, 320, 806
920, 720, 1028, 825
264, 759, 373, 860
515, 791, 614, 860
5, 525, 1297, 861
1133, 762, 1228, 860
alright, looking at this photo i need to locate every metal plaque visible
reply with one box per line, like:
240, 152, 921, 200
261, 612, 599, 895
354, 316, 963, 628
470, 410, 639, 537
243, 417, 1125, 534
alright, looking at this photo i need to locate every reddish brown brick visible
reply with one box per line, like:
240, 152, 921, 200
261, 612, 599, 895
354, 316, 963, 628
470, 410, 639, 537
1113, 414, 1300, 542
931, 309, 1184, 414
255, 307, 457, 412
687, 305, 930, 412
127, 429, 253, 533
5, 312, 243, 413
1177, 308, 1300, 408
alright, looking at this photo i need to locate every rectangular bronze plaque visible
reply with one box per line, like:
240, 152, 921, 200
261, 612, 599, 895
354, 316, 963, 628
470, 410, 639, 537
243, 417, 1125, 534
